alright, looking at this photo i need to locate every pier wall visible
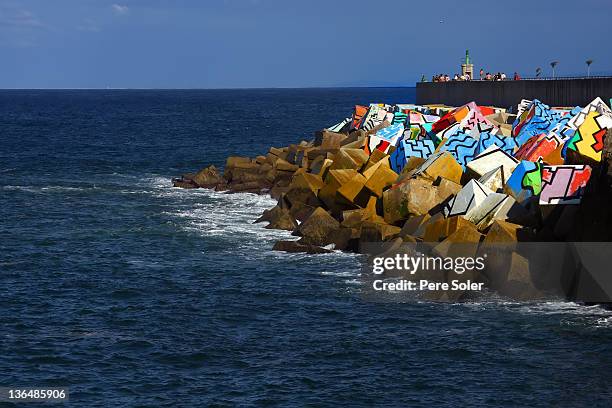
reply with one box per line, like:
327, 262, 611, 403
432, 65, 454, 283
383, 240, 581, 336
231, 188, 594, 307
415, 78, 612, 109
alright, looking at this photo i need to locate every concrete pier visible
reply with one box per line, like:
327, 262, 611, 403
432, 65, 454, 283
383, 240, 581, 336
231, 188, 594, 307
416, 77, 612, 109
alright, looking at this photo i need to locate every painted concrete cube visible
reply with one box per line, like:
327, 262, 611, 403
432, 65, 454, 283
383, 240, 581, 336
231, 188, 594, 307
439, 131, 479, 170
515, 132, 562, 162
477, 131, 517, 156
389, 139, 435, 173
467, 145, 519, 182
505, 160, 542, 204
539, 164, 592, 205
565, 111, 612, 163
512, 99, 563, 147
366, 123, 404, 155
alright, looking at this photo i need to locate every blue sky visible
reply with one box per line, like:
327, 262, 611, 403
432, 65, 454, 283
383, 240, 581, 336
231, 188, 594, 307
1, 0, 611, 88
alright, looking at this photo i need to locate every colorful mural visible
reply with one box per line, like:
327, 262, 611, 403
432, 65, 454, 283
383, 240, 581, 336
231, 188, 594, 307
512, 99, 563, 147
359, 104, 382, 131
365, 123, 404, 155
438, 131, 479, 170
559, 97, 612, 140
515, 99, 532, 118
539, 164, 592, 205
351, 105, 368, 130
389, 139, 435, 173
505, 160, 542, 203
477, 131, 517, 155
423, 114, 440, 123
433, 103, 500, 142
514, 132, 562, 162
565, 111, 612, 162
431, 103, 472, 134
393, 112, 408, 125
409, 111, 425, 125
548, 106, 582, 138
327, 117, 351, 133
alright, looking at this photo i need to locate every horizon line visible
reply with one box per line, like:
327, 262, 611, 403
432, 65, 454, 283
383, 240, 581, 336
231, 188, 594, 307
0, 85, 418, 91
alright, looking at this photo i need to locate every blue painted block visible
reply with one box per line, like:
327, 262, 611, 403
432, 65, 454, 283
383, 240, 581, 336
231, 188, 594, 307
477, 131, 517, 156
513, 100, 563, 147
439, 130, 478, 170
390, 139, 435, 173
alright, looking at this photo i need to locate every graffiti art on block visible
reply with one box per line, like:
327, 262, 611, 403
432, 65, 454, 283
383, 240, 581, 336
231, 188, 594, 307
376, 123, 404, 141
409, 112, 424, 125
477, 106, 506, 117
406, 124, 431, 141
505, 160, 542, 203
439, 130, 479, 170
514, 132, 562, 162
549, 106, 582, 138
561, 132, 577, 159
396, 104, 421, 113
566, 111, 612, 162
435, 105, 499, 141
393, 112, 408, 125
351, 105, 368, 130
389, 139, 406, 173
477, 131, 517, 156
431, 103, 473, 134
542, 145, 565, 165
512, 99, 563, 147
327, 117, 351, 133
389, 139, 435, 173
559, 97, 612, 140
407, 126, 421, 140
423, 114, 440, 123
478, 106, 496, 117
515, 99, 532, 118
539, 164, 592, 205
404, 139, 435, 159
427, 106, 454, 117
365, 123, 404, 155
359, 104, 383, 131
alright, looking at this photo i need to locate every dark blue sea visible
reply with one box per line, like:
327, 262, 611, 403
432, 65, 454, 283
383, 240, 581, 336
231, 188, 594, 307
1, 89, 612, 407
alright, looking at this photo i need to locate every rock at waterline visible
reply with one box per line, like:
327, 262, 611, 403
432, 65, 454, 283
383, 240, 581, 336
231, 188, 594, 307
294, 207, 341, 246
272, 240, 333, 254
192, 165, 223, 188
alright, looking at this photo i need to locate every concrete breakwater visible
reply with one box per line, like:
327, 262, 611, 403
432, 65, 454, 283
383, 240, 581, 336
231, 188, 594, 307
416, 77, 612, 110
173, 98, 612, 302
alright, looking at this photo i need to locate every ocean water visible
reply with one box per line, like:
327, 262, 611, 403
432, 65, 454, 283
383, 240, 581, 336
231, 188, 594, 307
1, 89, 612, 407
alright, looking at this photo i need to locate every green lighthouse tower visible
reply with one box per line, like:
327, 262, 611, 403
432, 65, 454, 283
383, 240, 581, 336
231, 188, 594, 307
461, 49, 474, 79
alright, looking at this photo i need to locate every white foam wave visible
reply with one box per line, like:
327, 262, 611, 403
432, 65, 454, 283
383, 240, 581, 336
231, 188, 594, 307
344, 278, 362, 285
2, 185, 92, 193
320, 270, 359, 277
0, 184, 98, 194
147, 176, 363, 283
2, 185, 41, 193
462, 298, 612, 328
157, 182, 290, 244
40, 186, 93, 192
